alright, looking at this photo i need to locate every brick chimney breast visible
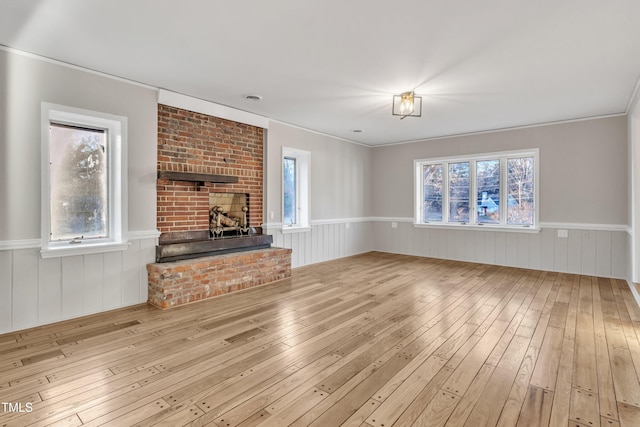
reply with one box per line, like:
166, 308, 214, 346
157, 104, 264, 234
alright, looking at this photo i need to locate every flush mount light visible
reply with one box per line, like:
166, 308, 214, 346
392, 91, 422, 119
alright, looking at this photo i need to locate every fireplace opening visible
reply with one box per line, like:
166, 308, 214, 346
155, 192, 273, 263
209, 192, 250, 238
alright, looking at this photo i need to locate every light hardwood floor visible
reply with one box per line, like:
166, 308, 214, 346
1, 251, 640, 427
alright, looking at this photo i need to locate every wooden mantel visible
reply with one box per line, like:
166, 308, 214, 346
157, 171, 239, 185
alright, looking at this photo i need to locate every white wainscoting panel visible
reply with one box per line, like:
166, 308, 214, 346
266, 220, 374, 268
0, 236, 157, 334
12, 249, 39, 331
0, 251, 13, 332
103, 251, 124, 311
62, 255, 85, 319
84, 253, 105, 315
0, 223, 630, 334
138, 238, 157, 302
37, 257, 62, 325
123, 239, 142, 306
372, 220, 629, 279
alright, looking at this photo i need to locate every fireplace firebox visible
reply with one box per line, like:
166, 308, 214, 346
209, 192, 250, 238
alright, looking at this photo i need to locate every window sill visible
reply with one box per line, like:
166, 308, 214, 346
41, 241, 131, 258
281, 226, 312, 234
413, 223, 540, 234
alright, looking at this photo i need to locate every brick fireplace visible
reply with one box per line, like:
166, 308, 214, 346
156, 104, 263, 232
148, 105, 291, 309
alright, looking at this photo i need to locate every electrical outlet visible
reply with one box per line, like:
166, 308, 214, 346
345, 222, 350, 230
391, 222, 398, 228
557, 229, 568, 238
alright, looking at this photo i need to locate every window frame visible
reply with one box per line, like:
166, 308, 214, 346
281, 146, 310, 233
413, 149, 539, 232
41, 103, 129, 257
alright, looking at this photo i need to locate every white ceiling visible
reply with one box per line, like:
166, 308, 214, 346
1, 0, 640, 146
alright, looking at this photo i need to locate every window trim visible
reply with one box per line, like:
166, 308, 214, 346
41, 103, 129, 258
281, 146, 310, 233
413, 149, 539, 232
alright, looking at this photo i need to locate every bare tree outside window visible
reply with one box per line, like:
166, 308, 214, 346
423, 164, 443, 221
283, 156, 297, 225
476, 159, 500, 224
507, 157, 534, 225
50, 124, 108, 241
448, 162, 470, 223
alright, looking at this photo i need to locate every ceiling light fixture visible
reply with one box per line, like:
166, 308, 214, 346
392, 91, 422, 119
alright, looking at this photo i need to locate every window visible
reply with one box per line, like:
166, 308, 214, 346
507, 157, 535, 225
476, 159, 500, 224
41, 103, 128, 257
283, 156, 297, 225
49, 124, 108, 241
423, 164, 443, 222
414, 149, 538, 230
282, 147, 310, 231
448, 161, 470, 223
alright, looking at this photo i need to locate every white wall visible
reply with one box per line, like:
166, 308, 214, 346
628, 88, 640, 284
264, 122, 373, 267
0, 49, 158, 334
264, 117, 632, 277
371, 116, 628, 224
369, 116, 630, 279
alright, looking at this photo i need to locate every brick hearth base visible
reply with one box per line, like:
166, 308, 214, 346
147, 247, 292, 309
